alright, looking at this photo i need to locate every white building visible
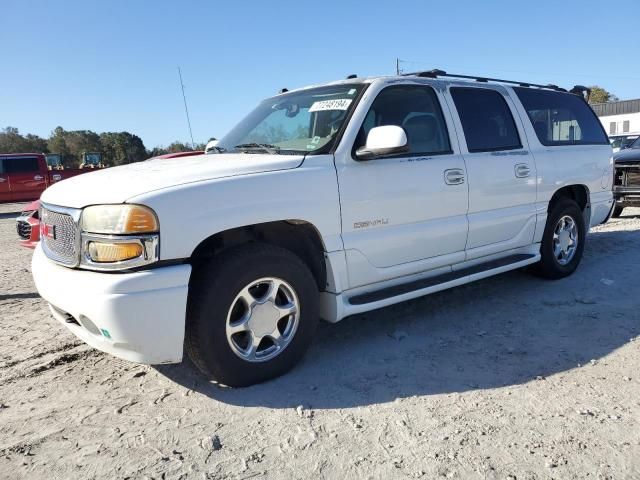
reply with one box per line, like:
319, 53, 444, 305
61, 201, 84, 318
592, 99, 640, 135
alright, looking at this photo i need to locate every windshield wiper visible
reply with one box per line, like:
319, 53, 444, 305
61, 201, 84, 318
234, 143, 281, 154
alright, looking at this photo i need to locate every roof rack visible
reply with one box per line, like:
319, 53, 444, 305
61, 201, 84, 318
402, 69, 569, 93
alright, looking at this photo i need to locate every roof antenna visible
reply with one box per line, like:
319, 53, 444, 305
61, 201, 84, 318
177, 67, 195, 149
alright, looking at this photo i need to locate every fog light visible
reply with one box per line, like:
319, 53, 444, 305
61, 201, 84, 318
88, 241, 143, 262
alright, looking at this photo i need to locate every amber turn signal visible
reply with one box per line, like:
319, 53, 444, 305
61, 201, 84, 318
87, 241, 144, 263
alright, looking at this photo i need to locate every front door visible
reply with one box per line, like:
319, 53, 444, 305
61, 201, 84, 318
6, 156, 46, 201
446, 86, 537, 260
336, 84, 469, 288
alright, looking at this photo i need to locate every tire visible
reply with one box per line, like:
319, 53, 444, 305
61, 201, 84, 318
611, 206, 624, 218
185, 243, 319, 387
530, 198, 586, 279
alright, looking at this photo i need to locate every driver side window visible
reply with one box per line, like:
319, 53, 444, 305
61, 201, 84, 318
354, 85, 452, 157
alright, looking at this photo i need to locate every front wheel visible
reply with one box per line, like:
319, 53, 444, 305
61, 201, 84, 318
185, 243, 319, 387
531, 198, 586, 279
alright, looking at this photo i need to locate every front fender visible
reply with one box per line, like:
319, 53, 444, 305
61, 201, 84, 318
128, 155, 343, 260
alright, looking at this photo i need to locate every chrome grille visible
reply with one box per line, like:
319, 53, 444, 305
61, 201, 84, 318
16, 220, 31, 240
41, 206, 80, 266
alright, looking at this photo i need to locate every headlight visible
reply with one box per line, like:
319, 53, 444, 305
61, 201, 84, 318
82, 204, 159, 234
79, 204, 160, 271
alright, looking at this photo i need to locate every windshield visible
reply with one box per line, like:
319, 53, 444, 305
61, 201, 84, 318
216, 84, 365, 155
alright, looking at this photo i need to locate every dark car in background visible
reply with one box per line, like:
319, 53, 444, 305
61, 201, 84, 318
610, 134, 640, 153
613, 136, 640, 217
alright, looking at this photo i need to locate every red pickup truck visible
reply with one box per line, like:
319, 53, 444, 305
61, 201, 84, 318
0, 153, 89, 203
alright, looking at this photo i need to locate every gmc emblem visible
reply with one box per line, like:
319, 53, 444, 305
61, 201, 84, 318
42, 223, 56, 240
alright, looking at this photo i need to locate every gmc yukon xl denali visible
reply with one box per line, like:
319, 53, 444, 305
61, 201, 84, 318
32, 71, 614, 386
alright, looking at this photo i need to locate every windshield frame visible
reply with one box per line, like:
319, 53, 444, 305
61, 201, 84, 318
217, 83, 370, 156
630, 136, 640, 149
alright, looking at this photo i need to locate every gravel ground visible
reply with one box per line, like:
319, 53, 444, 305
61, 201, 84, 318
0, 201, 638, 480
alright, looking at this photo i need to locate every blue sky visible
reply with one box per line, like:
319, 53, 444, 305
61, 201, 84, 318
2, 0, 639, 149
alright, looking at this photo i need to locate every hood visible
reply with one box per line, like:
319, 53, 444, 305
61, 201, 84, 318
614, 148, 640, 164
41, 153, 304, 208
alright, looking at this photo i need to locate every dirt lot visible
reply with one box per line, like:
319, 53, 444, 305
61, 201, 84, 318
0, 202, 638, 480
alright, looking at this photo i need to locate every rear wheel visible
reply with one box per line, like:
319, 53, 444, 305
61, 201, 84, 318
185, 243, 319, 387
611, 206, 624, 218
531, 198, 586, 279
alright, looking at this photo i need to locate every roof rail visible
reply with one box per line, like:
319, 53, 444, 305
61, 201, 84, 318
569, 85, 591, 102
402, 69, 570, 93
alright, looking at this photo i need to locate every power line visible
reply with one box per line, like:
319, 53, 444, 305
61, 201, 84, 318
177, 67, 195, 148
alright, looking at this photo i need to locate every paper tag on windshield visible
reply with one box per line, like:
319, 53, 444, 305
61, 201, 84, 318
309, 99, 352, 112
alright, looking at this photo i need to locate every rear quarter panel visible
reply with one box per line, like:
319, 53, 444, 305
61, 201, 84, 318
507, 89, 614, 227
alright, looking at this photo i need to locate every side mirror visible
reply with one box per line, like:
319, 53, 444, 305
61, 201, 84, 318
355, 125, 409, 160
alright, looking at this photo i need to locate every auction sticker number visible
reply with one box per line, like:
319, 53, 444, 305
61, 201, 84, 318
309, 99, 352, 112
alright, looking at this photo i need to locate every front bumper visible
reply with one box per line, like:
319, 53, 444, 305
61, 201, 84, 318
32, 244, 191, 364
613, 185, 640, 207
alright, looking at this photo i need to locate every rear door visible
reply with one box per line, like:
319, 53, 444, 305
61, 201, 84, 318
446, 86, 537, 260
6, 156, 46, 201
0, 159, 10, 202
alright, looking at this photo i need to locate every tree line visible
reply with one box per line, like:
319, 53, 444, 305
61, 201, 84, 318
0, 126, 207, 167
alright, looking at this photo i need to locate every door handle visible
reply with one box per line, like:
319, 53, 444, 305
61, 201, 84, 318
444, 168, 465, 185
514, 163, 531, 178
34, 175, 44, 181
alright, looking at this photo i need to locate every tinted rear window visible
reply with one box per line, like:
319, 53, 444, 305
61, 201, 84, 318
450, 87, 522, 152
514, 88, 608, 146
4, 157, 40, 173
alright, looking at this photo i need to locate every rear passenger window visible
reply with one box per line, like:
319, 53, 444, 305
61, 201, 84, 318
514, 88, 609, 146
5, 157, 40, 173
450, 88, 522, 152
354, 85, 451, 157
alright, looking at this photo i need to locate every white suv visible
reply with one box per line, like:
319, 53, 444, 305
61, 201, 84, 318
32, 71, 614, 386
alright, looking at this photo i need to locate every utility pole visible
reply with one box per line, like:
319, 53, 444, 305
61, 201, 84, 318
177, 67, 195, 149
396, 58, 400, 75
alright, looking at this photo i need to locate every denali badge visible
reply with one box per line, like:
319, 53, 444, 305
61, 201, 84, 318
42, 223, 56, 240
354, 218, 389, 229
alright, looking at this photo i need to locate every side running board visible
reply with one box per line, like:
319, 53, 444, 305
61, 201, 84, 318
348, 253, 536, 306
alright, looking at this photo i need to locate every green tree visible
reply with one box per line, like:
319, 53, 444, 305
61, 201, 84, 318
99, 132, 147, 166
167, 141, 194, 153
588, 86, 619, 104
65, 130, 101, 157
25, 134, 49, 153
47, 127, 72, 167
0, 127, 49, 153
